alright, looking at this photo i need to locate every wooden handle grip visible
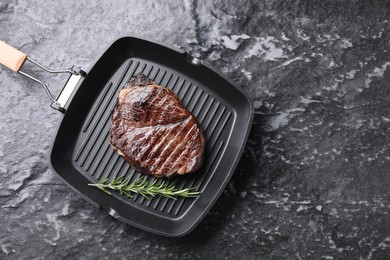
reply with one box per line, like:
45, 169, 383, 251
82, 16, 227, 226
0, 41, 27, 72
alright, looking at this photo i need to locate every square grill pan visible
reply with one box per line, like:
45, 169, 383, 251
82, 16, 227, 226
49, 36, 253, 237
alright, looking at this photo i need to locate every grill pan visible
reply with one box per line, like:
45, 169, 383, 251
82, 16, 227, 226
0, 36, 253, 237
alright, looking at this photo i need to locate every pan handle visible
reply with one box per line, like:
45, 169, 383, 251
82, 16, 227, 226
0, 40, 86, 113
0, 41, 27, 72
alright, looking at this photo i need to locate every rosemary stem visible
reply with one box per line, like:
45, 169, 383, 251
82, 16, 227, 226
88, 176, 200, 200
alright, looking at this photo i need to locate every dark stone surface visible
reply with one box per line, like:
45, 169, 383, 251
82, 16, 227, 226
1, 0, 390, 259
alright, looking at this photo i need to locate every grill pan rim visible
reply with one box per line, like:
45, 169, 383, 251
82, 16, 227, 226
48, 35, 254, 237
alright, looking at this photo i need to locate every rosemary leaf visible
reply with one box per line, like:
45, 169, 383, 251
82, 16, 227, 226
101, 187, 112, 195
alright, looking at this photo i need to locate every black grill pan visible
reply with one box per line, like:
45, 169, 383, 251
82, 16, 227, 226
1, 36, 253, 237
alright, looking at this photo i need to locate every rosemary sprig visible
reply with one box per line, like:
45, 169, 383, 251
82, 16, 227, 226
88, 176, 200, 200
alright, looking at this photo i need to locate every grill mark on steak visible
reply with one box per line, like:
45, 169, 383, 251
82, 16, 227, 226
162, 123, 198, 173
110, 73, 205, 177
157, 94, 170, 122
138, 128, 164, 161
144, 120, 188, 169
153, 118, 195, 172
169, 123, 199, 173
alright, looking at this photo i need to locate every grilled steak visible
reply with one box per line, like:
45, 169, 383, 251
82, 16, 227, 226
109, 73, 205, 177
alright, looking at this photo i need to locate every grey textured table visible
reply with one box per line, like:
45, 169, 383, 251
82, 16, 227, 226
1, 1, 390, 259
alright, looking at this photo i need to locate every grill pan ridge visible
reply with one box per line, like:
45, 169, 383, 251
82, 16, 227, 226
49, 36, 253, 236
